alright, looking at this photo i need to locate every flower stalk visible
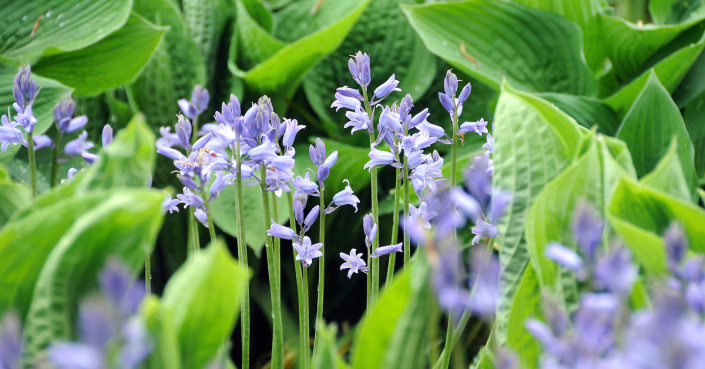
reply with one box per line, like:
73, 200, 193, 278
234, 140, 250, 369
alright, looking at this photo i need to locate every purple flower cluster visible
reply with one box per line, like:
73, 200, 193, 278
0, 65, 47, 152
337, 213, 402, 279
47, 258, 152, 369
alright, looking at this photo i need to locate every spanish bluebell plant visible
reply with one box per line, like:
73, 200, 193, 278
49, 96, 88, 187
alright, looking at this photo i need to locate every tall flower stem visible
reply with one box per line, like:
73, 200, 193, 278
198, 184, 217, 243
50, 130, 61, 188
187, 115, 202, 255
27, 133, 37, 197
386, 166, 401, 284
145, 253, 151, 295
286, 193, 308, 369
234, 141, 250, 369
403, 127, 411, 264
313, 186, 326, 353
298, 226, 311, 369
260, 164, 284, 369
362, 89, 380, 306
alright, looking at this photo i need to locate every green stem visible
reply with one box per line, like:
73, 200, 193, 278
271, 192, 282, 288
50, 130, 61, 188
234, 141, 250, 369
287, 193, 307, 369
198, 185, 217, 243
300, 226, 311, 369
145, 253, 151, 295
386, 166, 401, 285
313, 186, 326, 355
27, 132, 36, 197
361, 89, 380, 307
260, 164, 284, 369
188, 209, 200, 254
403, 127, 411, 264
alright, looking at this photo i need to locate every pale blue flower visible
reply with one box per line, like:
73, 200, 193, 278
545, 242, 583, 272
293, 236, 323, 267
471, 219, 497, 245
282, 118, 304, 150
457, 118, 488, 136
178, 85, 209, 120
332, 92, 362, 112
363, 213, 377, 248
268, 220, 297, 240
292, 172, 319, 196
162, 193, 180, 214
102, 125, 113, 147
371, 74, 401, 104
340, 248, 367, 278
364, 147, 396, 172
303, 205, 319, 232
13, 65, 37, 109
348, 51, 371, 88
65, 131, 95, 156
326, 180, 360, 214
344, 106, 372, 134
371, 243, 402, 258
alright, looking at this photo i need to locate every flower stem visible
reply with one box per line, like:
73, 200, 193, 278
361, 89, 380, 307
403, 127, 411, 264
386, 166, 401, 285
50, 130, 61, 188
145, 253, 151, 295
313, 186, 325, 355
234, 141, 250, 369
27, 132, 37, 197
187, 209, 200, 254
302, 264, 310, 369
199, 184, 217, 243
260, 164, 284, 369
287, 193, 308, 369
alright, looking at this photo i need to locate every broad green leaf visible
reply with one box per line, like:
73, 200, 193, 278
0, 180, 30, 228
509, 0, 610, 73
232, 0, 284, 70
141, 296, 182, 369
231, 0, 370, 96
605, 30, 705, 118
673, 51, 705, 108
699, 188, 705, 202
0, 66, 72, 163
650, 0, 705, 24
33, 14, 167, 95
303, 0, 437, 133
312, 323, 345, 369
641, 139, 692, 202
183, 0, 230, 64
131, 0, 206, 129
598, 135, 637, 204
161, 240, 248, 369
0, 0, 131, 61
403, 0, 598, 95
599, 12, 705, 82
615, 71, 698, 194
683, 90, 705, 177
22, 190, 164, 365
352, 260, 429, 369
492, 82, 583, 342
525, 139, 601, 308
506, 265, 542, 369
537, 93, 620, 135
608, 178, 705, 274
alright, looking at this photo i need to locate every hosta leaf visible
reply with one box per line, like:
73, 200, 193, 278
506, 264, 542, 369
0, 180, 30, 228
0, 0, 131, 61
131, 0, 206, 129
22, 189, 164, 366
537, 93, 620, 135
141, 296, 182, 369
232, 0, 369, 96
0, 66, 72, 163
303, 0, 437, 133
183, 0, 230, 64
641, 139, 692, 202
683, 90, 705, 177
32, 14, 167, 96
161, 240, 248, 369
403, 0, 598, 95
608, 178, 705, 274
599, 135, 637, 204
312, 323, 346, 369
650, 0, 705, 25
492, 82, 583, 342
605, 30, 705, 118
673, 51, 705, 108
615, 71, 698, 194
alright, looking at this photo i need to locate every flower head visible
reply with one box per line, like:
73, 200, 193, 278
348, 52, 371, 88
178, 85, 209, 119
293, 236, 323, 267
326, 180, 360, 214
340, 248, 368, 278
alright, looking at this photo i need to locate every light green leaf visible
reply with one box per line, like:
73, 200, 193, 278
641, 138, 692, 202
0, 180, 30, 228
506, 265, 542, 369
22, 189, 164, 366
352, 259, 429, 369
0, 0, 132, 61
598, 135, 637, 204
683, 90, 705, 177
161, 240, 248, 369
141, 296, 183, 369
492, 82, 583, 342
403, 0, 598, 95
650, 0, 705, 24
537, 93, 620, 135
698, 188, 705, 202
0, 66, 72, 163
312, 323, 345, 369
303, 0, 437, 133
615, 71, 698, 194
33, 14, 167, 95
232, 0, 370, 96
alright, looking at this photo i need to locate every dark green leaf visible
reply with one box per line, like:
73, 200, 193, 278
537, 93, 620, 135
683, 90, 705, 177
0, 180, 30, 228
650, 0, 705, 24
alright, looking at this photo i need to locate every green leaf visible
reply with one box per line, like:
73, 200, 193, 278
161, 240, 248, 369
605, 29, 705, 119
537, 93, 620, 135
0, 0, 132, 61
608, 178, 705, 274
141, 296, 183, 369
641, 138, 692, 202
303, 0, 437, 132
312, 323, 345, 369
650, 0, 705, 24
673, 51, 705, 108
506, 265, 542, 369
403, 0, 598, 95
698, 188, 705, 203
352, 259, 429, 369
232, 0, 370, 96
0, 180, 30, 228
491, 82, 583, 342
683, 90, 705, 177
598, 135, 637, 204
131, 0, 206, 128
183, 0, 231, 64
33, 14, 167, 95
525, 139, 601, 309
22, 189, 164, 365
615, 71, 698, 194
0, 66, 72, 163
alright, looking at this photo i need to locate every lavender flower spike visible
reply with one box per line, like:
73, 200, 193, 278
326, 180, 360, 214
340, 248, 368, 278
293, 236, 323, 267
348, 51, 371, 88
371, 243, 402, 258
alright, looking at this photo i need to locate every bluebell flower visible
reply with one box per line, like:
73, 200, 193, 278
371, 74, 401, 104
268, 220, 297, 240
457, 118, 488, 136
81, 152, 99, 164
13, 65, 37, 110
317, 151, 338, 184
293, 196, 305, 225
246, 137, 278, 163
471, 219, 498, 245
379, 106, 403, 136
293, 236, 323, 267
410, 154, 444, 196
53, 97, 88, 134
292, 172, 319, 196
488, 190, 511, 223
483, 133, 494, 154
348, 51, 371, 88
665, 221, 688, 270
336, 86, 364, 101
438, 70, 471, 116
363, 213, 377, 248
32, 134, 52, 150
344, 107, 372, 134
593, 247, 637, 296
340, 248, 368, 278
0, 114, 26, 152
282, 118, 305, 150
371, 243, 402, 258
102, 124, 113, 147
175, 114, 192, 149
419, 120, 446, 139
467, 248, 500, 317
265, 167, 293, 196
13, 104, 37, 134
0, 311, 22, 369
408, 202, 436, 229
78, 299, 113, 348
162, 193, 180, 214
571, 201, 604, 262
545, 242, 584, 272
194, 208, 209, 228
178, 85, 209, 120
450, 188, 481, 220
67, 168, 78, 180
64, 131, 95, 156
326, 180, 360, 214
402, 130, 437, 153
331, 91, 362, 112
157, 126, 181, 148
209, 171, 229, 201
57, 114, 88, 135
406, 149, 425, 169
309, 138, 327, 167
303, 205, 320, 232
364, 147, 397, 172
177, 188, 206, 209
463, 154, 492, 207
